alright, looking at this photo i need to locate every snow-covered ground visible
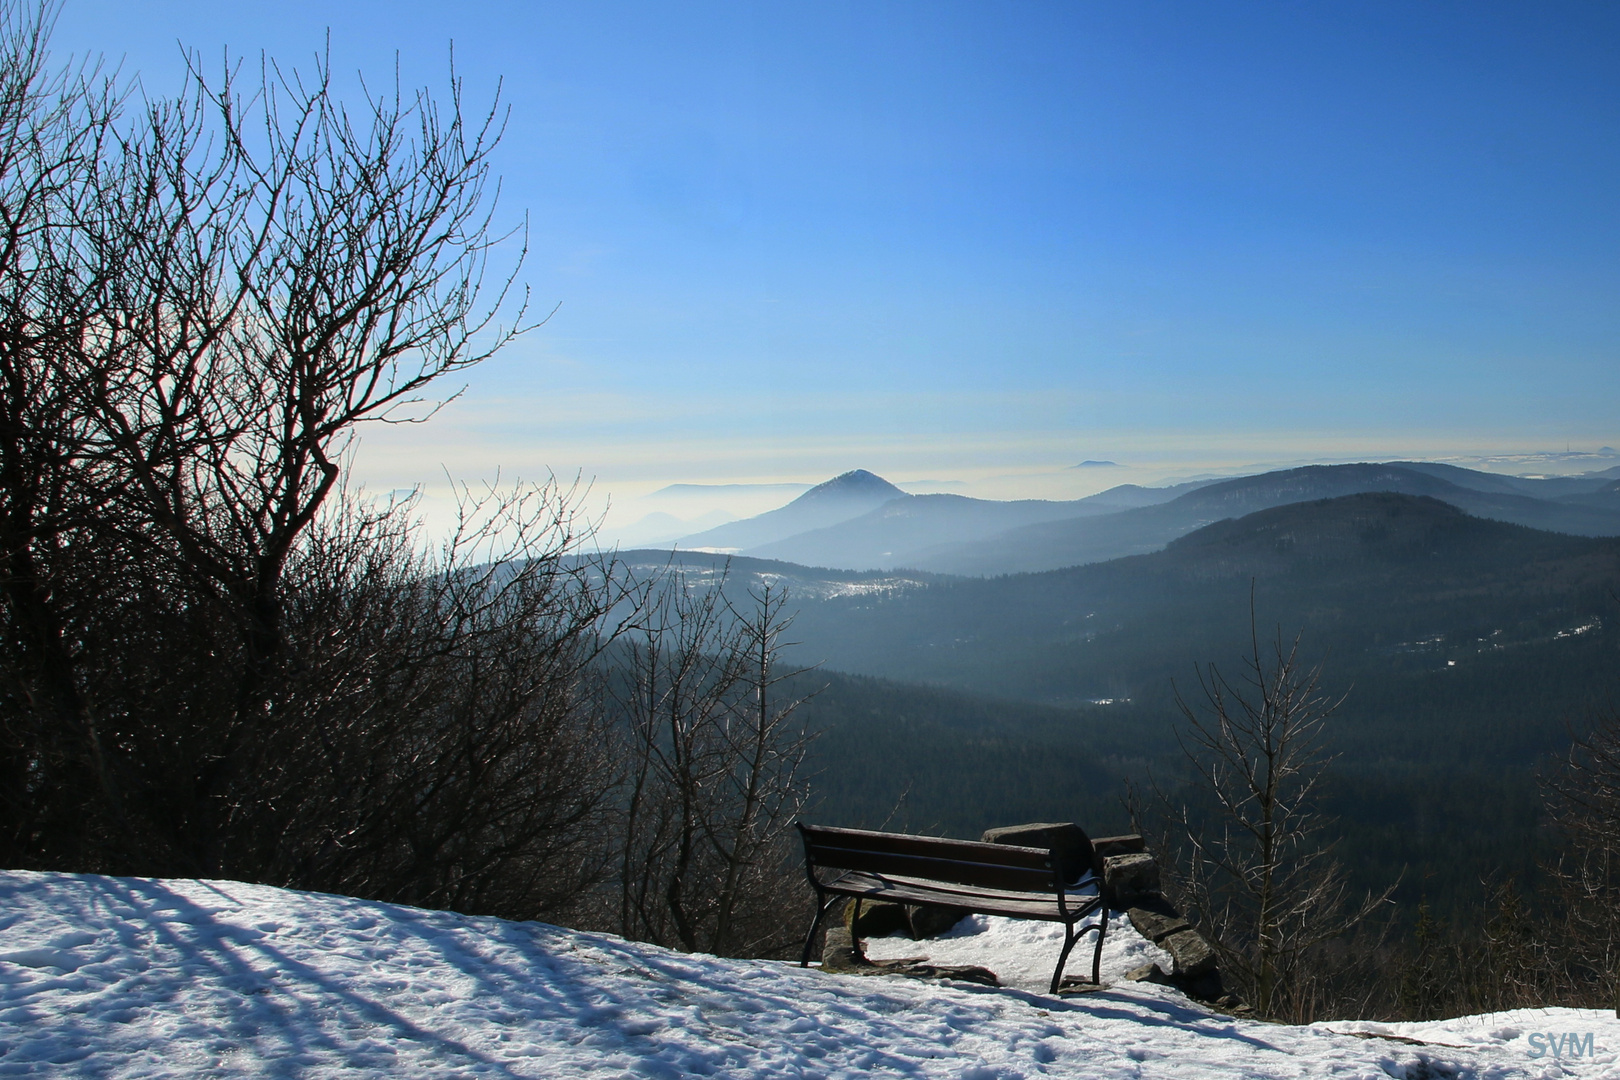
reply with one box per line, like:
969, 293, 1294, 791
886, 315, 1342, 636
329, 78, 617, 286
863, 910, 1174, 993
2, 870, 1617, 1078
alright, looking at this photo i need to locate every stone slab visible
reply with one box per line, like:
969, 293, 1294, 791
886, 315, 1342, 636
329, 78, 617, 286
1160, 927, 1217, 977
906, 904, 972, 940
1126, 905, 1191, 943
1091, 834, 1147, 858
981, 822, 1096, 884
844, 898, 909, 939
1102, 851, 1160, 903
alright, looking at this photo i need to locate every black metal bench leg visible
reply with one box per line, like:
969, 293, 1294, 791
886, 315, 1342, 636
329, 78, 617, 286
1050, 907, 1110, 993
1090, 906, 1108, 986
1049, 924, 1082, 994
801, 894, 839, 967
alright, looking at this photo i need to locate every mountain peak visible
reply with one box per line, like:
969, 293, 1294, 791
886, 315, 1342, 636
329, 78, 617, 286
798, 469, 906, 502
675, 470, 906, 552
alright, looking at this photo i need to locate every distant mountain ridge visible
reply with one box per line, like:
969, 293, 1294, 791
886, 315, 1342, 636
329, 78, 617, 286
748, 493, 1104, 568
923, 463, 1620, 575
677, 469, 906, 551
779, 489, 1620, 714
671, 462, 1620, 575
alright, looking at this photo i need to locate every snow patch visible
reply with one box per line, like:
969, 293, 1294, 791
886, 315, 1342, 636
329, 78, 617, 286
3, 871, 1618, 1078
862, 912, 1172, 994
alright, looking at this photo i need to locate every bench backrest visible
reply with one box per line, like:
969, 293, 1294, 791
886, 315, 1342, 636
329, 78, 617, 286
798, 823, 1059, 894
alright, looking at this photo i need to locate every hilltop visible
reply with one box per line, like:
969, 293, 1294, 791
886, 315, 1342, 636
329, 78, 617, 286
679, 470, 907, 552
4, 870, 1615, 1077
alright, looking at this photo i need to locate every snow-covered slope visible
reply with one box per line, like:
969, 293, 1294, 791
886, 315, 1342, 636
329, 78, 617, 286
2, 870, 1616, 1078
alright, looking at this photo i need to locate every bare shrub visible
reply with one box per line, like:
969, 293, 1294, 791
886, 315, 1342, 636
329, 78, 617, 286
1541, 710, 1620, 1013
0, 1, 631, 921
609, 570, 816, 958
1, 1, 822, 939
1150, 599, 1391, 1020
254, 481, 628, 918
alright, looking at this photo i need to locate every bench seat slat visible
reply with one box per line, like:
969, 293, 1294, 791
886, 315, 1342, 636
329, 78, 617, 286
819, 870, 1100, 922
800, 825, 1052, 871
807, 846, 1055, 893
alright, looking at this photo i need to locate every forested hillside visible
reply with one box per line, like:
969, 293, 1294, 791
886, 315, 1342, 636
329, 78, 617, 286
680, 493, 1620, 913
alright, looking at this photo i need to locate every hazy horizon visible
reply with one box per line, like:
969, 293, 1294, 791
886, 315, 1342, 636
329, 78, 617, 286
594, 448, 1620, 550
48, 1, 1620, 542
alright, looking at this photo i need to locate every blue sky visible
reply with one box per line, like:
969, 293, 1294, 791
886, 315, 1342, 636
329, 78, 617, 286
49, 1, 1620, 526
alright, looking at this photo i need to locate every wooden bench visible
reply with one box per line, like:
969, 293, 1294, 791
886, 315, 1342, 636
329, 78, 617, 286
796, 823, 1113, 993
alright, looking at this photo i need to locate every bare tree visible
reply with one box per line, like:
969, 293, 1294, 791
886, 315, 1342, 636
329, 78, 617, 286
0, 0, 134, 866
0, 0, 637, 917
609, 569, 816, 957
708, 583, 816, 956
252, 479, 629, 917
68, 38, 530, 871
0, 0, 812, 938
1542, 711, 1620, 1013
612, 564, 743, 949
1153, 599, 1390, 1019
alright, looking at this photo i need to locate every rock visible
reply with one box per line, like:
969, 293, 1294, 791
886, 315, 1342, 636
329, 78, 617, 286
1125, 962, 1173, 985
818, 924, 867, 973
1091, 834, 1146, 859
818, 926, 997, 986
1173, 967, 1228, 1003
1169, 968, 1250, 1015
1102, 851, 1160, 903
1126, 901, 1190, 943
1127, 944, 1244, 1012
906, 903, 971, 939
869, 959, 1000, 987
980, 822, 1098, 885
1160, 928, 1217, 977
843, 898, 909, 940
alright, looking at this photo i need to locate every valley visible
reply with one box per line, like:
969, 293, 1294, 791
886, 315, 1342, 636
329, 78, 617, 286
621, 466, 1620, 914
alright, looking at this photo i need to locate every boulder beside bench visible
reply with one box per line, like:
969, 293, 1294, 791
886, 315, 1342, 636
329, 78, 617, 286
982, 823, 1238, 1008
